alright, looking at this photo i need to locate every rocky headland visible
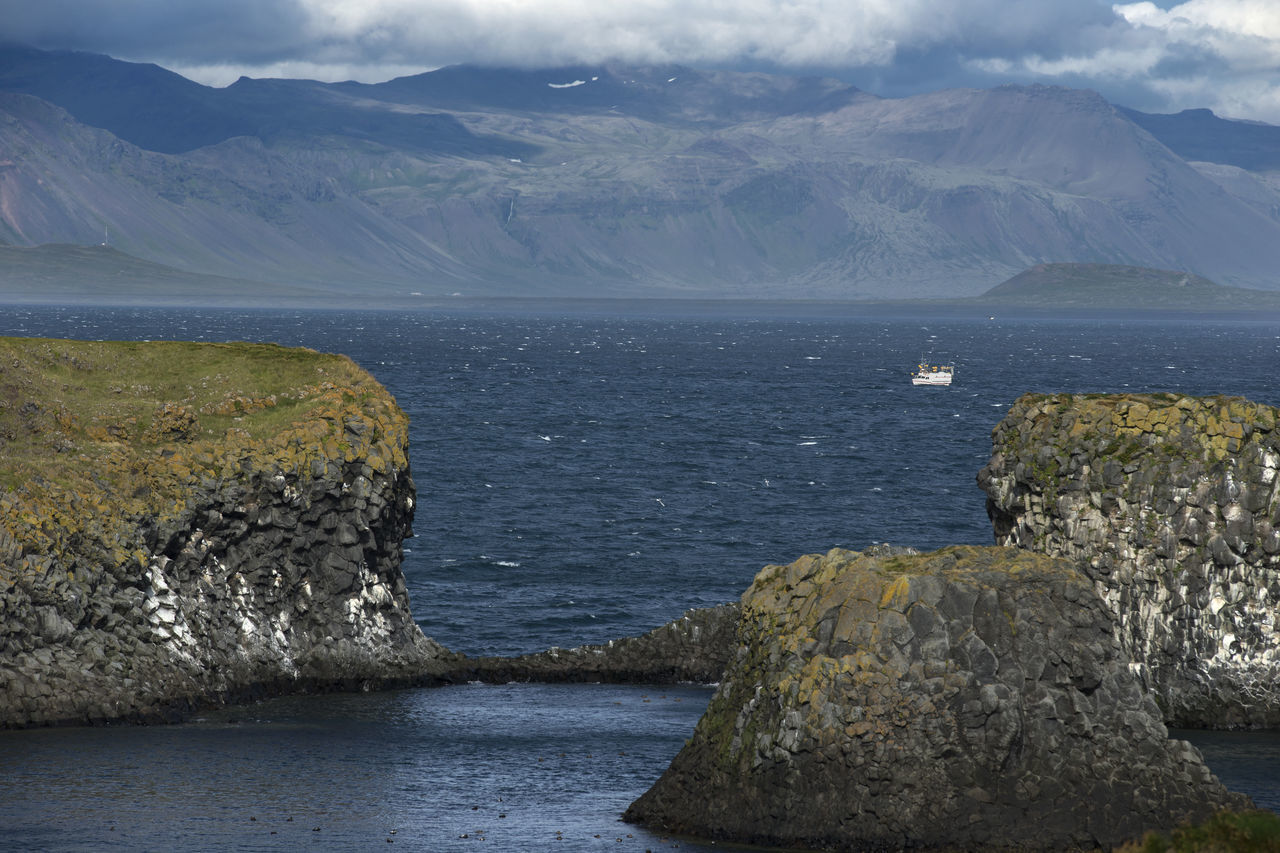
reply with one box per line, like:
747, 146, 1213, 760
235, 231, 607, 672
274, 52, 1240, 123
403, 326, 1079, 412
624, 545, 1249, 851
0, 336, 456, 727
979, 392, 1280, 727
454, 604, 739, 686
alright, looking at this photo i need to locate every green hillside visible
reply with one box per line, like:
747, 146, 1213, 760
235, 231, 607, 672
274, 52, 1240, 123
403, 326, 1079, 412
977, 263, 1280, 310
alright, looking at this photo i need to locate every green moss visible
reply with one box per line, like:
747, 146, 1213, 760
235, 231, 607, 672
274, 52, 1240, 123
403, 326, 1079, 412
874, 554, 923, 576
1098, 435, 1146, 465
1027, 454, 1063, 507
1116, 810, 1280, 853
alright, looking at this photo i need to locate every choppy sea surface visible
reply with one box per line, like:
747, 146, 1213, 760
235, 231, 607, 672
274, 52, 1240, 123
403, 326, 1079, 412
0, 304, 1277, 851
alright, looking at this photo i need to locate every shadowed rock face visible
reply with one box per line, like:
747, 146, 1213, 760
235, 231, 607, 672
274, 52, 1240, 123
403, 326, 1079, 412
625, 545, 1247, 851
979, 392, 1280, 728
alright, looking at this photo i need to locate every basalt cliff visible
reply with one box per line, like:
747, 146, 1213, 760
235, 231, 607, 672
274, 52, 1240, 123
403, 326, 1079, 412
979, 392, 1280, 728
0, 336, 454, 727
625, 545, 1246, 850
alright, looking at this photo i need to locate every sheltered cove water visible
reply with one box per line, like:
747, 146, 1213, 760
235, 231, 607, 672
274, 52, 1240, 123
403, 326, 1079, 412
1, 304, 1279, 850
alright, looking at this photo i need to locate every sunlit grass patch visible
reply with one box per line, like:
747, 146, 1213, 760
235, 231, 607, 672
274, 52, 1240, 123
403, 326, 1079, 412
0, 336, 406, 585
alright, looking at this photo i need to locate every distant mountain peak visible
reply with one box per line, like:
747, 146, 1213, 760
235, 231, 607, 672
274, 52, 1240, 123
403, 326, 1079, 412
1120, 104, 1280, 170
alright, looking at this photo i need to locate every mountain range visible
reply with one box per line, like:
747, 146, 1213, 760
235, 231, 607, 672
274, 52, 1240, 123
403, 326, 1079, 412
2, 42, 1279, 302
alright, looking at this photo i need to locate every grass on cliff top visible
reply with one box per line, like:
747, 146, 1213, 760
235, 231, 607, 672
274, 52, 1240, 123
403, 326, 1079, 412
0, 336, 372, 494
854, 545, 1077, 579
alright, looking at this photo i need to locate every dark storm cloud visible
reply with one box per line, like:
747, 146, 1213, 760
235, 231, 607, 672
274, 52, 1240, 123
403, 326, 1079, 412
0, 0, 1277, 121
1, 0, 312, 64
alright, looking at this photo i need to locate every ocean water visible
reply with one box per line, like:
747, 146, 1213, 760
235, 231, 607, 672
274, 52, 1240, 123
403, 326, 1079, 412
1, 304, 1278, 850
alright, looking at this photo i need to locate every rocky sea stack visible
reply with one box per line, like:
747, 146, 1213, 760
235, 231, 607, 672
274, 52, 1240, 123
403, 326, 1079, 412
625, 545, 1246, 851
0, 337, 453, 727
979, 392, 1280, 727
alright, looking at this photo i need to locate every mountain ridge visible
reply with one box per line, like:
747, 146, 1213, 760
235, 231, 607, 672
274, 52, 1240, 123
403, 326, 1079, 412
1119, 106, 1280, 172
3, 43, 1279, 302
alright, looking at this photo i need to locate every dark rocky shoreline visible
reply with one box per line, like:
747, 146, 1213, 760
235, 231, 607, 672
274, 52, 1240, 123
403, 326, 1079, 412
8, 386, 1280, 735
447, 604, 739, 687
4, 343, 1278, 850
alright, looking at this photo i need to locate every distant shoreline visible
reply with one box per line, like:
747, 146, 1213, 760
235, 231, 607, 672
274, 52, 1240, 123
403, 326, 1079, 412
5, 246, 1279, 318
4, 294, 1280, 322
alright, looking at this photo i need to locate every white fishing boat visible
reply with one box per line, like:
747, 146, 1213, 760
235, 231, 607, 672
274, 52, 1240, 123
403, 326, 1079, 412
911, 360, 954, 386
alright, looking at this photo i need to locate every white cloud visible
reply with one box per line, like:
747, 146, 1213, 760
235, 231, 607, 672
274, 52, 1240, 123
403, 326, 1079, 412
1013, 45, 1166, 78
291, 0, 929, 68
1115, 0, 1280, 71
1118, 0, 1280, 39
960, 0, 1280, 121
144, 0, 947, 86
156, 0, 1117, 89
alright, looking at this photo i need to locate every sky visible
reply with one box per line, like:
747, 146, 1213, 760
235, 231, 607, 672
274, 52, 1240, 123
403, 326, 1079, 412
3, 0, 1279, 123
